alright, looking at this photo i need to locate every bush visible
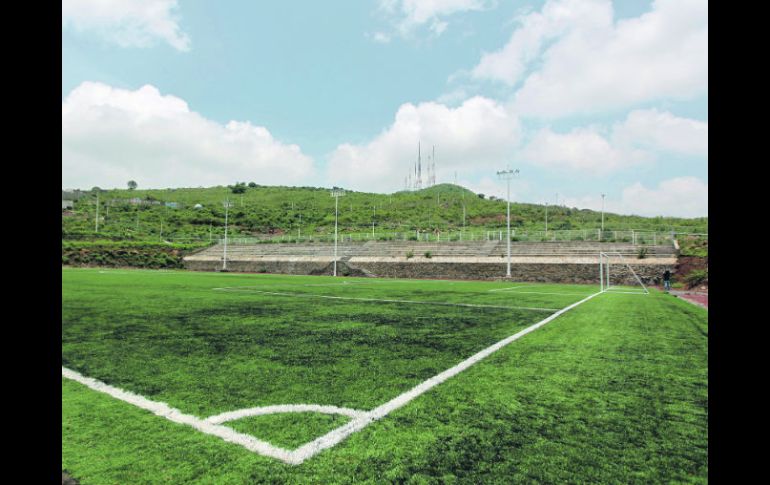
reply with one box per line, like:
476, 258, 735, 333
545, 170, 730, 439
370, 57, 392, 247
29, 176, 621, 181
406, 251, 414, 259
684, 269, 708, 288
637, 247, 648, 259
424, 251, 432, 259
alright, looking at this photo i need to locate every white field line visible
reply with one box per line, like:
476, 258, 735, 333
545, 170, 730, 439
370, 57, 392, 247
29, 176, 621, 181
61, 367, 298, 464
493, 290, 594, 296
63, 290, 601, 465
212, 288, 559, 312
602, 290, 649, 295
207, 404, 366, 424
487, 286, 527, 292
289, 290, 603, 463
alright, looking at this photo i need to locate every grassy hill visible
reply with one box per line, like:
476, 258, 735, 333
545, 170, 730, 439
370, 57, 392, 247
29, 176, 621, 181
62, 183, 708, 242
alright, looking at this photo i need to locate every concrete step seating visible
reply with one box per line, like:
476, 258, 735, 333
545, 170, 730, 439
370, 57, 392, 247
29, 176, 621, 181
192, 240, 676, 259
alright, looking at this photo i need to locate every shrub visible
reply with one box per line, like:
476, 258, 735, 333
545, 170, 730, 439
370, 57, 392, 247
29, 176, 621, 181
424, 251, 432, 259
637, 247, 648, 259
684, 269, 708, 288
406, 251, 414, 259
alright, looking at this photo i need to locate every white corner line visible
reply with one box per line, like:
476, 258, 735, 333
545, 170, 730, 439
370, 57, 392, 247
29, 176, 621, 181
206, 404, 367, 424
212, 288, 559, 312
61, 367, 300, 465
63, 290, 601, 466
287, 290, 602, 464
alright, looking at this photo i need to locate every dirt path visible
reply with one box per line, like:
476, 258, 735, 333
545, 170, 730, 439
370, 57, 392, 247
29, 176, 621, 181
670, 290, 708, 310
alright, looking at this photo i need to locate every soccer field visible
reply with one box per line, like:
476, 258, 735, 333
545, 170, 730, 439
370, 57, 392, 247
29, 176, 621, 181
62, 267, 707, 483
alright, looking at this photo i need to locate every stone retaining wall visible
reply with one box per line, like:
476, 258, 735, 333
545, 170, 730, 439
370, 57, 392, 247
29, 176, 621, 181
183, 256, 674, 284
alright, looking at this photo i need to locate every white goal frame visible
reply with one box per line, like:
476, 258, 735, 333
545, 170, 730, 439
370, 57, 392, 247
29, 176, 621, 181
599, 251, 649, 294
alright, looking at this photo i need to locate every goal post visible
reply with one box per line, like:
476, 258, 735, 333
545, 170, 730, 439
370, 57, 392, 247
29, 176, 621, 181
599, 251, 649, 294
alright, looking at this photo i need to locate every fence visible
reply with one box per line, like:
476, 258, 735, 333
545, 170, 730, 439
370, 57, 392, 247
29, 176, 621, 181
220, 229, 706, 245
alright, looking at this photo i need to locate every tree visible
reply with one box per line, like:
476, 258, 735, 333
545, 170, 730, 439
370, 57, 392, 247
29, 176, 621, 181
127, 180, 138, 190
248, 182, 258, 188
229, 182, 247, 194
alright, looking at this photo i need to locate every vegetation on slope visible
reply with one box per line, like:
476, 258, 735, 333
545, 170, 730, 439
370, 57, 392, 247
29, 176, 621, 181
62, 184, 708, 242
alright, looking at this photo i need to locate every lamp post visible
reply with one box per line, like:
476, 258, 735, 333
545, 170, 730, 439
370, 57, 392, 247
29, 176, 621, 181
222, 199, 231, 271
330, 188, 345, 276
496, 167, 519, 278
601, 193, 606, 240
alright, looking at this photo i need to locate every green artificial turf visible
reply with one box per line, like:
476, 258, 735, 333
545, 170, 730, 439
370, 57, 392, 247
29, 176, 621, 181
226, 413, 351, 450
62, 268, 707, 484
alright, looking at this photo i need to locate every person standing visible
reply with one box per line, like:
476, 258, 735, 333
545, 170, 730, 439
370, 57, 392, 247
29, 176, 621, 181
663, 269, 671, 292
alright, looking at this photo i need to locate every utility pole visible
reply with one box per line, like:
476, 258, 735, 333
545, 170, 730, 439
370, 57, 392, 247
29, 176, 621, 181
222, 199, 231, 271
496, 167, 519, 278
94, 191, 99, 233
330, 188, 345, 276
545, 201, 548, 237
601, 193, 606, 239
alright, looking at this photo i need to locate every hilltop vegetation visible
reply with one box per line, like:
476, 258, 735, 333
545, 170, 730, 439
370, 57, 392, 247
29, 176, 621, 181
62, 183, 708, 242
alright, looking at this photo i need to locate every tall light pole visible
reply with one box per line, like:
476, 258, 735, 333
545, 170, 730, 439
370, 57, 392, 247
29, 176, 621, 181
330, 188, 345, 276
497, 167, 519, 278
222, 199, 231, 271
94, 191, 99, 233
601, 193, 606, 234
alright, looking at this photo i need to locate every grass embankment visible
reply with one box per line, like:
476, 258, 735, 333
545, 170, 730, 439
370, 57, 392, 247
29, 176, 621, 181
62, 270, 707, 483
62, 184, 708, 241
61, 240, 209, 268
676, 236, 708, 288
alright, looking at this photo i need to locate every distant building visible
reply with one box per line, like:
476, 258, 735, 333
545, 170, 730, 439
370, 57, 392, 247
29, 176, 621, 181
62, 200, 74, 210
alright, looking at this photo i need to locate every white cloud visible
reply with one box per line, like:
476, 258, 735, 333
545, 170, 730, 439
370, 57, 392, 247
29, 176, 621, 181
518, 109, 706, 174
520, 126, 649, 174
472, 0, 611, 86
62, 0, 191, 51
62, 82, 315, 189
470, 0, 707, 118
620, 177, 707, 217
612, 109, 708, 156
561, 177, 708, 217
378, 0, 492, 37
370, 32, 392, 44
327, 96, 521, 192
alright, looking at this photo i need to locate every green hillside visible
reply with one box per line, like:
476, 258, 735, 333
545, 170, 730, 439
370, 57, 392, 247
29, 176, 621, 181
62, 183, 708, 242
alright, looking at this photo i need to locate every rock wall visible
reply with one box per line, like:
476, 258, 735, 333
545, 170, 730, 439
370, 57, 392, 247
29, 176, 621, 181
183, 257, 674, 285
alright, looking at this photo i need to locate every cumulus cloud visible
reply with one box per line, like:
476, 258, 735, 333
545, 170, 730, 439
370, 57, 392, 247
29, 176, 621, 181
62, 0, 191, 51
62, 82, 315, 189
519, 109, 706, 174
327, 96, 521, 192
472, 0, 610, 86
612, 109, 708, 156
377, 0, 492, 38
520, 126, 649, 174
561, 177, 708, 218
470, 0, 707, 117
620, 177, 708, 218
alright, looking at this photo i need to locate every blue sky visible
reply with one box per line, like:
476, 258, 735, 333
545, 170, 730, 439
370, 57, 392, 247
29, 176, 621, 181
62, 0, 708, 217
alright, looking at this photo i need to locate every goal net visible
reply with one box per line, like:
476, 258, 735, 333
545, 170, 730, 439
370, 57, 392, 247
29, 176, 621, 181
599, 251, 649, 294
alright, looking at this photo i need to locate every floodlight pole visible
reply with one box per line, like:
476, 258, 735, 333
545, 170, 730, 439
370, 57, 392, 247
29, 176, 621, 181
497, 167, 519, 278
600, 193, 606, 240
222, 199, 231, 271
94, 191, 99, 233
330, 188, 345, 276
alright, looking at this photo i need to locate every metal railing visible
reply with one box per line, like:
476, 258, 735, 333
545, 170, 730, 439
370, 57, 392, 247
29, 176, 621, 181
218, 229, 705, 245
